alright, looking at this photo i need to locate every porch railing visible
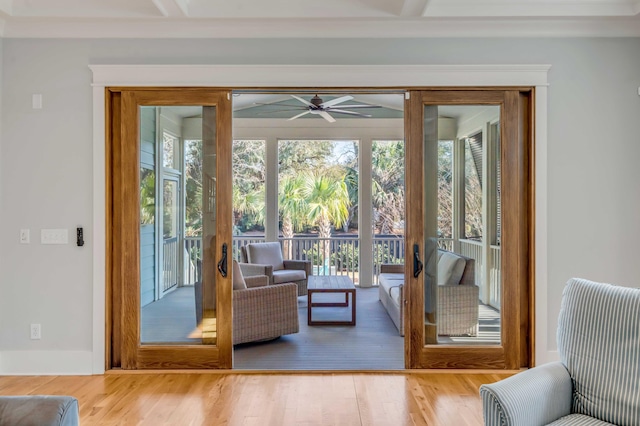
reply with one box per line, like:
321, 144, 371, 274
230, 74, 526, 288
162, 237, 178, 293
184, 237, 202, 286
179, 235, 500, 303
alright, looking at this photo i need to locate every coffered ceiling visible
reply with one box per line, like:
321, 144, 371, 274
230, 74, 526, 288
1, 0, 639, 37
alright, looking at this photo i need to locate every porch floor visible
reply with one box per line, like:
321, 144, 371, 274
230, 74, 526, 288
141, 286, 500, 370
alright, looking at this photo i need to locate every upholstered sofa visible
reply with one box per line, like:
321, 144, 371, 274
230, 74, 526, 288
481, 278, 640, 426
0, 396, 79, 425
378, 250, 478, 336
239, 242, 312, 297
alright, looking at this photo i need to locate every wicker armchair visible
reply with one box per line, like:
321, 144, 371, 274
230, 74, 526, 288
239, 242, 311, 297
195, 260, 300, 345
233, 277, 300, 345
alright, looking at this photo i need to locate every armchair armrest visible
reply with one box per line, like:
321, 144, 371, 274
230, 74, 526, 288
239, 263, 274, 279
244, 275, 269, 288
380, 263, 404, 274
480, 362, 572, 426
233, 283, 300, 344
283, 259, 312, 275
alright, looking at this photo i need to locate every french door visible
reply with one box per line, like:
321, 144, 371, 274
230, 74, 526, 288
108, 89, 233, 369
105, 87, 532, 370
404, 90, 533, 369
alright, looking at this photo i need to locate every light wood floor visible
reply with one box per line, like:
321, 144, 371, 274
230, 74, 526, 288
0, 371, 513, 425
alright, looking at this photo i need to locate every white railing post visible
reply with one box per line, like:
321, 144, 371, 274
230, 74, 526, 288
359, 137, 373, 287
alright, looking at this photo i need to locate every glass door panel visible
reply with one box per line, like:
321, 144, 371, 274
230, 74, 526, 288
139, 105, 220, 347
422, 104, 501, 346
115, 89, 232, 369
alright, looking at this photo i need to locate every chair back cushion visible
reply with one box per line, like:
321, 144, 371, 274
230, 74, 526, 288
558, 278, 640, 425
437, 251, 466, 285
232, 260, 247, 290
246, 242, 285, 271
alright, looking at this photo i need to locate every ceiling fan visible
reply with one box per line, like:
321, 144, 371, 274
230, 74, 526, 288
256, 94, 382, 123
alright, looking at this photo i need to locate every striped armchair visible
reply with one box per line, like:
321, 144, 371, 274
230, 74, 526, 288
481, 278, 640, 426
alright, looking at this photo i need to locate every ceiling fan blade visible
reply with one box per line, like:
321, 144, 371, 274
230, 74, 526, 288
329, 109, 373, 118
289, 110, 311, 120
320, 95, 354, 108
318, 111, 336, 123
327, 104, 382, 109
291, 95, 315, 107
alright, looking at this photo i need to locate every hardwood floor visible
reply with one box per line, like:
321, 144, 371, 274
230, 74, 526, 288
0, 371, 513, 425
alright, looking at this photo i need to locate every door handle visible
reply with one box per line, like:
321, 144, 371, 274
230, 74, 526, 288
217, 243, 228, 278
413, 244, 423, 278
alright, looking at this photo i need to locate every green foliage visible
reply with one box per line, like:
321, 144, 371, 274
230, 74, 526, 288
233, 140, 266, 233
184, 140, 202, 237
140, 168, 156, 225
278, 140, 333, 178
372, 141, 405, 234
300, 172, 351, 239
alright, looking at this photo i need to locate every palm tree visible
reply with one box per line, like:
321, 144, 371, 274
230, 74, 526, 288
232, 186, 264, 234
300, 172, 351, 267
278, 175, 307, 258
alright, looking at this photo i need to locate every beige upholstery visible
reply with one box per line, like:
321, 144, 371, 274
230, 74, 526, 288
378, 250, 479, 337
239, 242, 312, 297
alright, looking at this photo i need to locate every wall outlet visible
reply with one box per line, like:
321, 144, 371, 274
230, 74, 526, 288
20, 229, 30, 244
41, 229, 68, 244
30, 323, 41, 340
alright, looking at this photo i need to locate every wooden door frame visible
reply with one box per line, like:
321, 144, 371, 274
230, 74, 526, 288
93, 65, 548, 373
405, 89, 534, 369
107, 88, 233, 369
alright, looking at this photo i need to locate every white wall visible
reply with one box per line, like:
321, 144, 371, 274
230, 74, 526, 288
1, 38, 639, 373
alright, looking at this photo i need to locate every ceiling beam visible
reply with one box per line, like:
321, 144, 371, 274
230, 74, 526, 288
151, 0, 189, 17
399, 0, 431, 17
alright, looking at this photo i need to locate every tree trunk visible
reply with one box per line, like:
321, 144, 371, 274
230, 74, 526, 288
282, 215, 294, 259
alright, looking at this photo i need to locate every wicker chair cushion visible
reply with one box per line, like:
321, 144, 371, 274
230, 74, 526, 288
246, 242, 285, 271
273, 269, 306, 284
232, 260, 247, 290
437, 251, 466, 286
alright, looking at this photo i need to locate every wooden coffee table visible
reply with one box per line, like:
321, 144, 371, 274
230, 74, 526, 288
307, 275, 356, 326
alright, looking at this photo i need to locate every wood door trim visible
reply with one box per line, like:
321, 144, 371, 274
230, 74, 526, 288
406, 89, 533, 369
109, 88, 233, 370
405, 92, 425, 369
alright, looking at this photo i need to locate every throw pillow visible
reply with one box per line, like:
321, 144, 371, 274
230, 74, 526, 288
437, 251, 465, 285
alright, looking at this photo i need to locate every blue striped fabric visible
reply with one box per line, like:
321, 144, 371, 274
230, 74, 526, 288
558, 278, 640, 426
480, 361, 573, 425
547, 414, 616, 425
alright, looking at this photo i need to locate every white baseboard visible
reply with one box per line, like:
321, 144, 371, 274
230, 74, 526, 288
0, 351, 94, 375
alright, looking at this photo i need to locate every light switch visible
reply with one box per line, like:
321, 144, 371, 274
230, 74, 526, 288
20, 229, 30, 244
41, 229, 68, 244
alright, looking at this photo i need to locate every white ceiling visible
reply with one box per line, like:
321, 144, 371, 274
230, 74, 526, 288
1, 0, 639, 37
